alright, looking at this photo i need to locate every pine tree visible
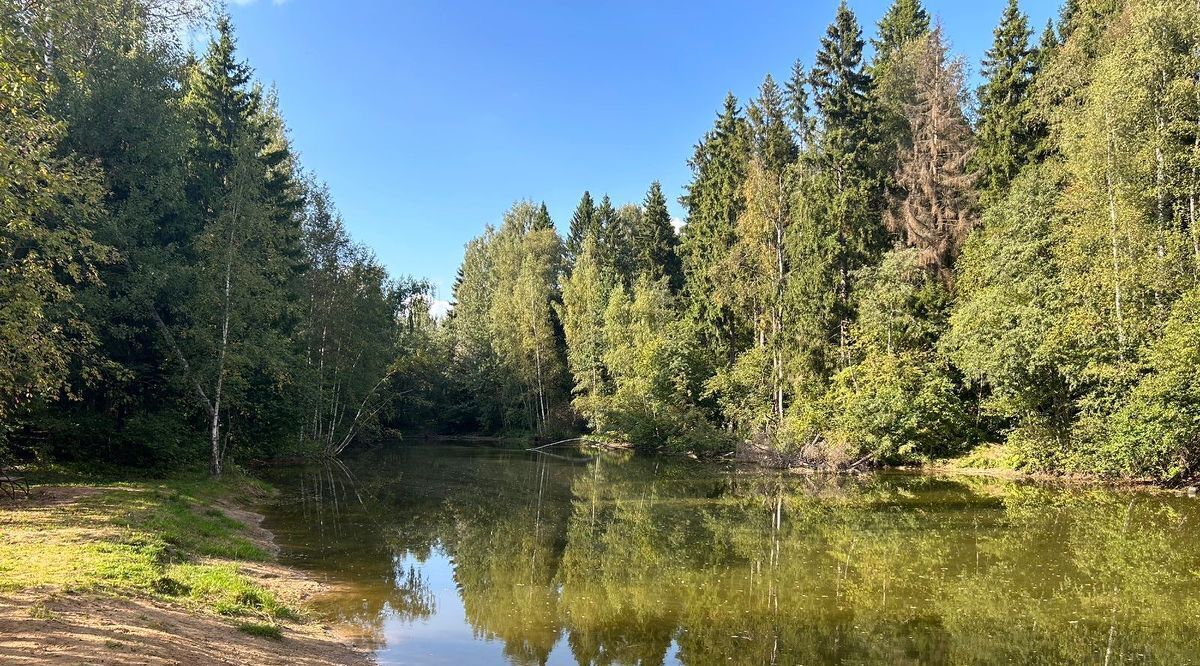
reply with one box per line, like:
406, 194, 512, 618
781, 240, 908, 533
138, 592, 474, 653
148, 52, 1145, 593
680, 93, 751, 370
633, 181, 683, 291
871, 0, 931, 69
747, 74, 798, 174
809, 1, 885, 360
974, 0, 1036, 202
884, 29, 977, 280
565, 190, 597, 265
785, 59, 814, 147
532, 201, 554, 232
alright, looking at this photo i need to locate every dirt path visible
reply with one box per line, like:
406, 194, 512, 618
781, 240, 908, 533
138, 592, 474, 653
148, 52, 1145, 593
0, 591, 370, 665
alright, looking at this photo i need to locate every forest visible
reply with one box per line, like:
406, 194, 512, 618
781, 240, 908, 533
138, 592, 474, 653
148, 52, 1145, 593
4, 0, 1200, 485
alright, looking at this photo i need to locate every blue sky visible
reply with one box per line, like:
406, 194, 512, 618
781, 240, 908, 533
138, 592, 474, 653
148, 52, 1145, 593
224, 0, 1058, 307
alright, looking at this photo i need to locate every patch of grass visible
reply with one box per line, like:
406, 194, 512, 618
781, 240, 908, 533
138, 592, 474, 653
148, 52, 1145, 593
943, 442, 1022, 470
28, 603, 56, 620
0, 473, 293, 621
168, 563, 292, 619
236, 621, 283, 639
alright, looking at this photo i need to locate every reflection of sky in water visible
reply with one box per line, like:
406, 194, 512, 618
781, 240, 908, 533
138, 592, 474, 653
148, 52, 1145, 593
376, 549, 547, 665
375, 549, 682, 664
262, 444, 1200, 666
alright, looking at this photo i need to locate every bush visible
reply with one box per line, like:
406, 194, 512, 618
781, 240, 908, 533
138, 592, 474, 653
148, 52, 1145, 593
826, 350, 971, 465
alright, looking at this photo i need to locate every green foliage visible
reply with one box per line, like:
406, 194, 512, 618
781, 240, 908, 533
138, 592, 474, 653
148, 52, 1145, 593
1101, 289, 1200, 481
826, 350, 970, 464
946, 164, 1068, 433
10, 0, 1200, 485
0, 7, 109, 429
974, 0, 1037, 202
445, 202, 569, 436
871, 0, 931, 67
565, 191, 597, 266
632, 181, 682, 291
2, 2, 421, 470
680, 93, 751, 372
596, 279, 726, 453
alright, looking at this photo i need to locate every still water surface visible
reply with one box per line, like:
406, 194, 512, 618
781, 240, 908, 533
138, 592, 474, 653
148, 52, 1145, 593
260, 442, 1200, 665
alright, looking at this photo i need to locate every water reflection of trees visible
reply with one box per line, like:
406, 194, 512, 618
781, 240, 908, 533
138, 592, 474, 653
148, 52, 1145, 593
265, 459, 437, 648
274, 447, 1200, 665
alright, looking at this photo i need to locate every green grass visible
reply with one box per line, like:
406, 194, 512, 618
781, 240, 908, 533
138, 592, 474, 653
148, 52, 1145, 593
0, 473, 291, 620
236, 621, 284, 639
940, 442, 1023, 471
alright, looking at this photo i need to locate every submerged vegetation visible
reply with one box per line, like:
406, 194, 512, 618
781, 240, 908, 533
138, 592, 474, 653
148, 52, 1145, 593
1, 0, 1199, 486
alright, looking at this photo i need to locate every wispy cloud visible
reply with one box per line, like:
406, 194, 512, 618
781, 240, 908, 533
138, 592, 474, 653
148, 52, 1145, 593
670, 217, 685, 234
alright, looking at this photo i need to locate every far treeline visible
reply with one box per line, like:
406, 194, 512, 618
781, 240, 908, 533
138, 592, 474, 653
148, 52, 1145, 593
431, 0, 1200, 485
4, 0, 1200, 485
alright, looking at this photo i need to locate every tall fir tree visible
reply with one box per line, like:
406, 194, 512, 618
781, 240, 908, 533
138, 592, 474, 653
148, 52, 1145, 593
871, 0, 931, 69
633, 181, 683, 291
532, 201, 554, 232
869, 0, 931, 214
974, 0, 1036, 202
180, 16, 306, 475
785, 59, 814, 147
809, 0, 885, 360
565, 190, 597, 266
680, 93, 751, 371
188, 16, 259, 219
596, 194, 635, 283
747, 74, 798, 174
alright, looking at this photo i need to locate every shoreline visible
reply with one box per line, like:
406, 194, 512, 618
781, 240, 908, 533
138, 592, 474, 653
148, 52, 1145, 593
0, 480, 373, 665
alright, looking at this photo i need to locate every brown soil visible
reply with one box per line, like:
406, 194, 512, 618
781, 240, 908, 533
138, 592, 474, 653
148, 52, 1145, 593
0, 488, 372, 665
0, 591, 370, 665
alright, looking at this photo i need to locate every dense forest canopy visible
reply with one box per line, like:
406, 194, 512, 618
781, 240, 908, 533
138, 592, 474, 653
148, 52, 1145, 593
0, 0, 436, 474
3, 0, 1200, 484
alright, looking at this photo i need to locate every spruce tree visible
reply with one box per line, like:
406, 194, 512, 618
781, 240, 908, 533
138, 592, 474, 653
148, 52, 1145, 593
870, 0, 931, 208
189, 16, 259, 213
680, 93, 751, 369
871, 0, 931, 69
974, 0, 1035, 202
1027, 19, 1058, 162
531, 201, 554, 232
596, 194, 635, 283
747, 74, 798, 174
184, 17, 307, 475
809, 1, 885, 357
634, 181, 683, 291
565, 190, 597, 266
785, 59, 814, 147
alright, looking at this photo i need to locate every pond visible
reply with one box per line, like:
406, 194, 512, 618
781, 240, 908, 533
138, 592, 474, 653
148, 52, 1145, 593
260, 441, 1200, 665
